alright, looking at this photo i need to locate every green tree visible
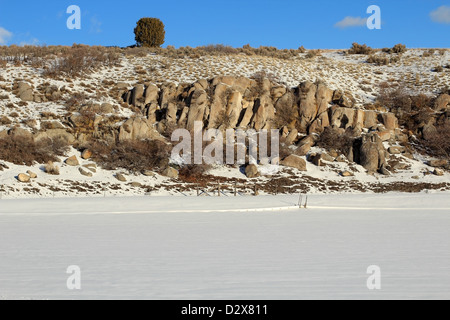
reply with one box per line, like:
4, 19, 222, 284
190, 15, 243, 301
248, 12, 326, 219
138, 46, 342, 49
134, 17, 165, 48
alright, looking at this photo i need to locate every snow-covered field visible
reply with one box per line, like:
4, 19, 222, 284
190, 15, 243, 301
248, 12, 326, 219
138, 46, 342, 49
0, 193, 449, 300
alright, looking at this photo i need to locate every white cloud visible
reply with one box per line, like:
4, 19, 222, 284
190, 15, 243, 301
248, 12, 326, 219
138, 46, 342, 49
0, 27, 13, 45
430, 5, 450, 24
19, 38, 40, 46
90, 17, 102, 33
334, 16, 367, 29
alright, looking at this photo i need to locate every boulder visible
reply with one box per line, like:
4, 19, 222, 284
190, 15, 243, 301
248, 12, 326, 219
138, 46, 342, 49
251, 94, 275, 131
376, 130, 391, 142
81, 149, 92, 160
37, 129, 75, 144
315, 83, 334, 115
208, 83, 229, 128
26, 170, 37, 179
335, 154, 347, 162
131, 84, 145, 107
295, 143, 311, 156
341, 171, 354, 177
166, 102, 178, 124
159, 82, 178, 109
311, 153, 335, 166
162, 167, 179, 179
225, 91, 243, 128
83, 164, 97, 173
245, 164, 260, 178
381, 113, 398, 131
65, 155, 79, 166
309, 112, 329, 134
364, 111, 378, 129
115, 173, 127, 182
79, 167, 93, 177
433, 168, 444, 176
360, 133, 387, 173
298, 82, 318, 126
144, 84, 159, 105
281, 155, 307, 171
186, 89, 208, 131
329, 106, 355, 129
17, 82, 33, 101
338, 92, 355, 108
285, 128, 298, 145
131, 182, 142, 188
428, 159, 448, 168
422, 124, 437, 141
118, 117, 164, 142
379, 164, 390, 175
271, 86, 287, 99
142, 170, 155, 177
17, 173, 31, 183
388, 146, 404, 155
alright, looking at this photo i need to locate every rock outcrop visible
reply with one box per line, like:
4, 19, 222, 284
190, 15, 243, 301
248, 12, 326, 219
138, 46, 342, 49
360, 133, 387, 173
121, 76, 397, 137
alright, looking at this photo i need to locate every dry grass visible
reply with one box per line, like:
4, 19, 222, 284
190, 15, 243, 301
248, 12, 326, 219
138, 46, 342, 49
44, 161, 60, 175
0, 135, 69, 166
348, 43, 373, 55
86, 139, 172, 173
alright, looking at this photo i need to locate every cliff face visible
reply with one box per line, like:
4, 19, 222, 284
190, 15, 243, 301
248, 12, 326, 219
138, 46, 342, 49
119, 75, 398, 138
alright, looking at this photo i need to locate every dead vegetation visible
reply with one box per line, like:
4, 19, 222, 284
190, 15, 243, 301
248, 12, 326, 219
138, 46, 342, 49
0, 135, 69, 166
85, 139, 171, 173
348, 43, 373, 55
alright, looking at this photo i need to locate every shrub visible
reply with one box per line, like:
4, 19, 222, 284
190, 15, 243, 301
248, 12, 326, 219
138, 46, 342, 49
305, 50, 320, 59
418, 122, 450, 159
86, 139, 171, 173
273, 97, 298, 129
422, 49, 435, 57
214, 110, 233, 128
134, 17, 165, 48
411, 94, 432, 110
390, 44, 407, 54
376, 82, 412, 112
44, 161, 60, 175
316, 127, 355, 154
178, 164, 212, 182
42, 46, 120, 78
0, 116, 11, 125
0, 135, 69, 166
367, 55, 390, 66
348, 43, 373, 55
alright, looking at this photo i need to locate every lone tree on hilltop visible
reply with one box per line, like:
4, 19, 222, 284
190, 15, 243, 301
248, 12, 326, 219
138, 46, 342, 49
134, 17, 165, 48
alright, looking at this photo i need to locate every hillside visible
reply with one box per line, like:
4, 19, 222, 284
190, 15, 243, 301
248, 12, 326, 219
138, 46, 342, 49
0, 45, 449, 198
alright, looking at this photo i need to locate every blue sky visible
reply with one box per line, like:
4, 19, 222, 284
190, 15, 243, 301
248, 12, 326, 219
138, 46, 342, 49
0, 0, 449, 48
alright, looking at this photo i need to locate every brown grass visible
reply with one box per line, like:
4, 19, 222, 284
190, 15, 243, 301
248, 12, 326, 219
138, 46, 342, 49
0, 135, 69, 166
86, 139, 171, 173
348, 43, 373, 55
44, 161, 60, 175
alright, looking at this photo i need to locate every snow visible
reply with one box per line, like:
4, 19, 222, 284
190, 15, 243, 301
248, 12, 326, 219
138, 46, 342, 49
0, 193, 449, 300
